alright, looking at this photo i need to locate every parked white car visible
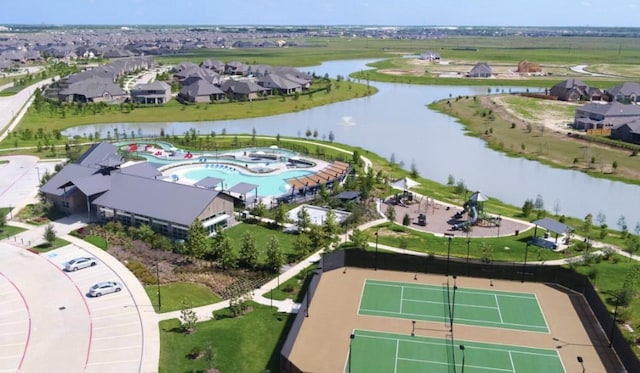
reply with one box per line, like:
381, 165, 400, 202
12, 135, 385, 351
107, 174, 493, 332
88, 281, 122, 297
64, 257, 97, 272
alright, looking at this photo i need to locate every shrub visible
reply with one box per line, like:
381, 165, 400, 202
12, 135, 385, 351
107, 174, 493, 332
125, 260, 155, 284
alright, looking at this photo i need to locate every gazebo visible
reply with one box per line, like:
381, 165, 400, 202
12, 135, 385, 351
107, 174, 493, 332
530, 217, 573, 249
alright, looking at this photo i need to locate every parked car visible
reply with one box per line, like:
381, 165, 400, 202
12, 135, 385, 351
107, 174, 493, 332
88, 281, 122, 297
64, 257, 97, 271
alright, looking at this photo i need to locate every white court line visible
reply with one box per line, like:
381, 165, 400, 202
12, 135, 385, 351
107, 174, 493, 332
508, 351, 516, 372
394, 339, 399, 373
357, 333, 559, 358
495, 294, 504, 323
403, 298, 499, 310
359, 308, 549, 330
399, 286, 404, 313
366, 280, 537, 299
396, 357, 513, 372
534, 293, 551, 330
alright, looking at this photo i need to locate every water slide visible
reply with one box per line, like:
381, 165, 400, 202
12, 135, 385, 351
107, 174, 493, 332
468, 205, 478, 225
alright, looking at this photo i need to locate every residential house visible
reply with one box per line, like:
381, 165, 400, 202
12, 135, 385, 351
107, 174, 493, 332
200, 59, 225, 73
468, 62, 492, 78
573, 102, 640, 130
178, 80, 226, 103
258, 73, 302, 95
604, 82, 640, 103
516, 60, 542, 74
58, 77, 126, 104
220, 79, 269, 101
40, 142, 235, 238
225, 61, 249, 76
173, 66, 220, 85
611, 119, 640, 144
419, 50, 440, 61
550, 79, 602, 102
130, 81, 172, 105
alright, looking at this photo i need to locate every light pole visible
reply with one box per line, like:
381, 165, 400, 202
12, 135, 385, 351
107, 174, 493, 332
496, 216, 502, 237
156, 263, 161, 311
609, 301, 620, 348
450, 276, 458, 332
521, 242, 530, 283
459, 345, 466, 373
466, 236, 471, 275
374, 229, 379, 271
577, 356, 585, 373
444, 233, 454, 277
348, 333, 355, 373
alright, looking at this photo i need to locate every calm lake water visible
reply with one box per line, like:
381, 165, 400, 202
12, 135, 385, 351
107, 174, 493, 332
63, 59, 640, 227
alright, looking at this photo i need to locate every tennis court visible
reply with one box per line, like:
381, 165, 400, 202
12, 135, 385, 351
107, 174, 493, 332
358, 279, 549, 333
347, 330, 565, 373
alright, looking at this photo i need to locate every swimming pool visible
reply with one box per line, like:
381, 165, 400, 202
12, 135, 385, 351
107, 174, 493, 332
179, 166, 311, 196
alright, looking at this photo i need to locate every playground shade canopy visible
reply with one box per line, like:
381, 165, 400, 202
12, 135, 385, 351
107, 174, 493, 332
194, 177, 224, 189
228, 182, 258, 195
468, 191, 488, 202
391, 177, 420, 190
532, 217, 573, 235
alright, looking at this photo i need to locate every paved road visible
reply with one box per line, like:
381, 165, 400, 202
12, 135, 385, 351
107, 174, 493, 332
0, 78, 55, 143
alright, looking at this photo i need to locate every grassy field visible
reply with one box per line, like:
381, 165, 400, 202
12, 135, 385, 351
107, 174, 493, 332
429, 95, 640, 184
84, 235, 108, 250
31, 237, 71, 252
0, 225, 26, 238
6, 80, 374, 149
225, 221, 299, 260
159, 302, 292, 373
145, 282, 222, 313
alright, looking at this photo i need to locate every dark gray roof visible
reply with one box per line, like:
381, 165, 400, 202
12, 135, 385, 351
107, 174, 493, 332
96, 153, 125, 168
552, 78, 587, 90
40, 163, 99, 196
118, 162, 162, 179
220, 79, 266, 94
60, 80, 124, 99
228, 182, 258, 194
180, 80, 224, 97
92, 173, 219, 226
132, 81, 170, 91
533, 217, 573, 234
470, 62, 492, 75
195, 176, 223, 189
606, 82, 640, 97
72, 173, 111, 196
577, 102, 640, 117
335, 191, 361, 200
76, 142, 119, 167
259, 73, 301, 90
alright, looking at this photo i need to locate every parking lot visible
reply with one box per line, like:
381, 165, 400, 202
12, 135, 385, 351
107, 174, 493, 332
0, 242, 145, 372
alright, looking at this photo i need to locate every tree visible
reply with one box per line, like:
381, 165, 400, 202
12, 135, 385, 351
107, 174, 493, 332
625, 237, 639, 261
583, 213, 593, 235
293, 233, 312, 257
265, 236, 285, 274
239, 231, 259, 269
323, 209, 341, 249
534, 194, 545, 214
402, 213, 411, 226
385, 204, 396, 222
410, 159, 419, 179
308, 224, 328, 252
319, 184, 330, 204
454, 180, 466, 195
179, 299, 198, 334
447, 174, 455, 186
296, 206, 311, 232
215, 235, 237, 270
596, 212, 607, 227
251, 200, 266, 217
44, 224, 57, 246
618, 215, 629, 238
612, 161, 618, 172
328, 131, 335, 142
349, 228, 369, 250
185, 219, 210, 260
0, 213, 5, 232
273, 203, 288, 228
305, 129, 312, 138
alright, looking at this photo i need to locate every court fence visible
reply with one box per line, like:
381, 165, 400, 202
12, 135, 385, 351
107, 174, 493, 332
280, 249, 639, 373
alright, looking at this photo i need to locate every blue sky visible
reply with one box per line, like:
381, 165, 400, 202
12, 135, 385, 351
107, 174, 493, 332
2, 0, 640, 27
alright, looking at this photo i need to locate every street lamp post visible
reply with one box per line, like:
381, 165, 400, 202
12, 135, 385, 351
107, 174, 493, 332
348, 333, 355, 373
374, 230, 379, 271
521, 242, 530, 283
450, 276, 458, 332
459, 345, 466, 373
466, 236, 471, 275
444, 233, 454, 277
609, 302, 620, 348
577, 356, 585, 373
497, 216, 502, 237
156, 263, 161, 311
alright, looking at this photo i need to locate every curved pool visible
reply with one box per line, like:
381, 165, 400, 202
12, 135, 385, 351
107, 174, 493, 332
178, 165, 312, 196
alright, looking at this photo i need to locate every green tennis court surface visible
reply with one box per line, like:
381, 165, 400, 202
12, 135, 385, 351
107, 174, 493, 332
347, 330, 564, 373
359, 280, 549, 333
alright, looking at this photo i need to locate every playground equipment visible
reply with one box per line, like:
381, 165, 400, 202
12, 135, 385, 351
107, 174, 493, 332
417, 213, 427, 226
452, 191, 487, 231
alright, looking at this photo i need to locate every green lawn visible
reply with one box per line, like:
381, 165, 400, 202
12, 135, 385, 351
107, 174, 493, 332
31, 237, 70, 252
145, 282, 222, 313
269, 262, 320, 301
0, 225, 26, 238
7, 81, 374, 148
159, 302, 293, 373
84, 235, 108, 250
225, 222, 299, 260
365, 222, 565, 263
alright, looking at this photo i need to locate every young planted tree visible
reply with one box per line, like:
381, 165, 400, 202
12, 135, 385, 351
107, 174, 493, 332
239, 231, 259, 269
349, 228, 369, 250
386, 204, 396, 222
185, 219, 210, 260
296, 206, 311, 232
215, 235, 238, 270
273, 203, 288, 228
293, 233, 313, 258
323, 209, 341, 249
44, 224, 57, 247
179, 299, 198, 334
265, 236, 285, 274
